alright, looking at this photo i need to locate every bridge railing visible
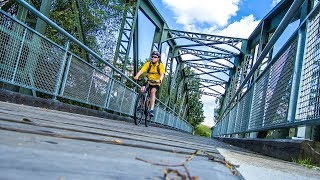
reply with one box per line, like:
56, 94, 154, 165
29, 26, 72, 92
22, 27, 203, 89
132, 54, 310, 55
0, 3, 193, 133
213, 2, 320, 137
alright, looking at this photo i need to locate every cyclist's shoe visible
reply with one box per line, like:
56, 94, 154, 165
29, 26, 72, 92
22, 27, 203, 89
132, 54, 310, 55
149, 110, 154, 117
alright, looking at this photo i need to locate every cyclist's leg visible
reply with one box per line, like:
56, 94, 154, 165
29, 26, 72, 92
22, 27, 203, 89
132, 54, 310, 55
149, 85, 159, 117
141, 82, 148, 92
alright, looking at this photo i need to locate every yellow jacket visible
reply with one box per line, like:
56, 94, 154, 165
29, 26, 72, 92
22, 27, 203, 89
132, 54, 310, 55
140, 61, 165, 85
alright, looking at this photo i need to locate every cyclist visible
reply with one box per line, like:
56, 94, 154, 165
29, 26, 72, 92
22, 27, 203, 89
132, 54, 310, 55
133, 51, 165, 117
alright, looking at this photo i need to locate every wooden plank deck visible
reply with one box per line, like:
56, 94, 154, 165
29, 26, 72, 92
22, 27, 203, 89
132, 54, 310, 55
0, 101, 241, 179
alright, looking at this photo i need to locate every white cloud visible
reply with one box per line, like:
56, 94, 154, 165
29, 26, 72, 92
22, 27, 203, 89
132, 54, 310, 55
217, 15, 260, 38
162, 0, 241, 28
182, 15, 260, 44
271, 0, 281, 8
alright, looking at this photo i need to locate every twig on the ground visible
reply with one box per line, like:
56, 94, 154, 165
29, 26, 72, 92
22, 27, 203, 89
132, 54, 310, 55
184, 149, 201, 164
136, 149, 200, 180
182, 164, 193, 180
203, 151, 239, 175
136, 149, 240, 178
163, 168, 187, 180
308, 143, 320, 156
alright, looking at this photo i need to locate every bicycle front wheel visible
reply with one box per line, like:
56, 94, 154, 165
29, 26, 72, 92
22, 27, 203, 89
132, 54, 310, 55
145, 97, 151, 127
134, 93, 145, 125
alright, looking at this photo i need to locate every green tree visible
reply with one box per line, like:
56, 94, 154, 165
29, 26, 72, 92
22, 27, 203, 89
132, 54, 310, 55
194, 124, 211, 137
184, 67, 205, 127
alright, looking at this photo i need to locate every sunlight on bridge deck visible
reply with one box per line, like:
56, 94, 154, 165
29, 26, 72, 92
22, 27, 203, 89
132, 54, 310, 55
1, 101, 319, 179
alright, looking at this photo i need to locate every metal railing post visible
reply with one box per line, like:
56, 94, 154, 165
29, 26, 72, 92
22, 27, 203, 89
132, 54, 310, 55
54, 41, 70, 99
59, 54, 72, 96
11, 28, 27, 82
287, 1, 308, 123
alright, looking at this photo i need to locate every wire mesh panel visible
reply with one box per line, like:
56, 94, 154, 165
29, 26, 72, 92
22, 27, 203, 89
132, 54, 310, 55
120, 89, 136, 115
221, 113, 229, 134
21, 32, 65, 93
297, 11, 320, 121
0, 14, 65, 94
166, 114, 171, 126
180, 120, 184, 130
163, 112, 170, 125
63, 56, 94, 103
234, 100, 244, 133
181, 121, 185, 131
264, 38, 297, 127
212, 122, 219, 136
240, 88, 253, 132
227, 106, 237, 134
182, 122, 186, 131
158, 107, 166, 125
176, 119, 181, 129
217, 122, 222, 136
178, 120, 183, 130
187, 125, 192, 133
107, 80, 126, 112
87, 70, 111, 107
173, 117, 178, 128
249, 70, 270, 130
172, 116, 176, 128
168, 114, 174, 126
153, 105, 160, 123
173, 116, 177, 127
0, 14, 26, 82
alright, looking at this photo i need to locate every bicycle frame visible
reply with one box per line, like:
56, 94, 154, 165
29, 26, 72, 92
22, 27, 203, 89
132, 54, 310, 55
134, 82, 152, 126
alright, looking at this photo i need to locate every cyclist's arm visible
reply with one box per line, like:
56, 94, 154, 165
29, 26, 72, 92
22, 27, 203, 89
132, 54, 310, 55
134, 70, 144, 80
158, 63, 165, 83
134, 62, 149, 80
159, 73, 164, 83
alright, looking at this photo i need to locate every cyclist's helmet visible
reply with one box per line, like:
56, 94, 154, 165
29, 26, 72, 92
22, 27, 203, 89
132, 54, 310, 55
151, 50, 161, 58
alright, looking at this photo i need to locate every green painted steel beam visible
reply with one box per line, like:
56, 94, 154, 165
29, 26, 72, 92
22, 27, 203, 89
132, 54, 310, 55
248, 0, 294, 47
167, 29, 245, 42
139, 0, 166, 28
133, 15, 139, 75
35, 0, 51, 34
188, 91, 220, 97
189, 77, 226, 84
179, 48, 234, 60
184, 62, 231, 71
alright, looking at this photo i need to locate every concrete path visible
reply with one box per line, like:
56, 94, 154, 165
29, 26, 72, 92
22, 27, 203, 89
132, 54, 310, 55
0, 101, 319, 179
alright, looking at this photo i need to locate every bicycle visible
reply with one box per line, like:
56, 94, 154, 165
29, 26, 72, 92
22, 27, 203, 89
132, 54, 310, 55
134, 79, 157, 127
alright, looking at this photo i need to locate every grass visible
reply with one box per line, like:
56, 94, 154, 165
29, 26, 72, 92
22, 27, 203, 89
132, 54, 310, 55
292, 158, 317, 169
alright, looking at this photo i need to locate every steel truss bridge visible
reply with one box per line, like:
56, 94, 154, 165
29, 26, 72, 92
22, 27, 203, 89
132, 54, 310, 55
0, 0, 319, 139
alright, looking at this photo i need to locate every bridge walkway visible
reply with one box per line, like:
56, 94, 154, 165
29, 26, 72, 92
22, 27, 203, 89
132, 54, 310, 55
0, 101, 319, 179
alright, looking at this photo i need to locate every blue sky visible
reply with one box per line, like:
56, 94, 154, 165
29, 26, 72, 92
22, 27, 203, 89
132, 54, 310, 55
138, 0, 283, 127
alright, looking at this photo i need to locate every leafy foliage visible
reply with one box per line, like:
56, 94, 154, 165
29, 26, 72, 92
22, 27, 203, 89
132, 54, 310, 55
184, 67, 205, 127
194, 124, 211, 137
37, 0, 126, 62
78, 0, 126, 61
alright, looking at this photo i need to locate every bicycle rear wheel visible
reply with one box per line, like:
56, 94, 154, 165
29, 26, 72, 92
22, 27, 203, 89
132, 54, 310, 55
145, 97, 151, 127
134, 93, 145, 125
